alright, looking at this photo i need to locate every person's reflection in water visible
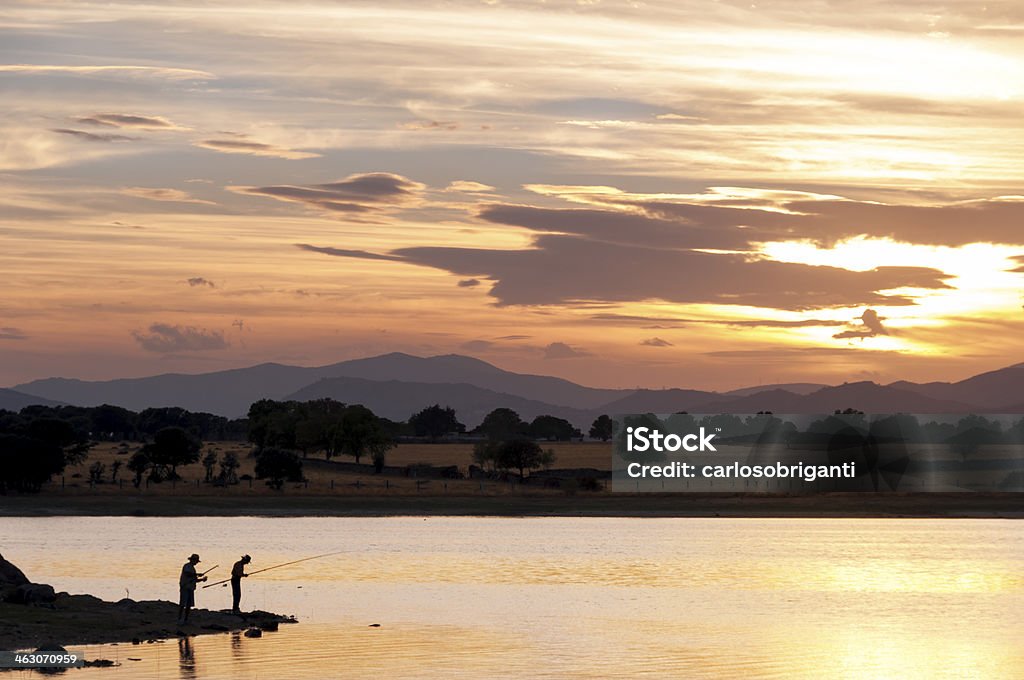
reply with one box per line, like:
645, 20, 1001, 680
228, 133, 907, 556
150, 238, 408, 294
178, 635, 197, 680
231, 630, 243, 660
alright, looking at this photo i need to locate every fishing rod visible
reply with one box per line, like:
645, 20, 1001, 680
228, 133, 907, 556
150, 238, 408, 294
200, 565, 219, 577
202, 551, 343, 588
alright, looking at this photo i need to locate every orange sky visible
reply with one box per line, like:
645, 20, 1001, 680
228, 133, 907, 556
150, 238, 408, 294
2, 0, 1023, 389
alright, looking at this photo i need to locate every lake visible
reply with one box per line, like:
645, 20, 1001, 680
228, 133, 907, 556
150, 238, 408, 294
2, 517, 1022, 678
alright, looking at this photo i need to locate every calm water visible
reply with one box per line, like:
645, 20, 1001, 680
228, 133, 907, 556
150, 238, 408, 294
2, 517, 1022, 679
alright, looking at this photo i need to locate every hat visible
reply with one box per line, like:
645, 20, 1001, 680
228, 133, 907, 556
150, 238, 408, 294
242, 554, 251, 561
189, 553, 201, 562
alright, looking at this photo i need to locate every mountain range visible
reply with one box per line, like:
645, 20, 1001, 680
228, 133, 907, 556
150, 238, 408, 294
8, 353, 1024, 427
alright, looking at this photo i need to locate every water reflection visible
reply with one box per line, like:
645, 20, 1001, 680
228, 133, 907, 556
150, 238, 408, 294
1, 517, 1019, 679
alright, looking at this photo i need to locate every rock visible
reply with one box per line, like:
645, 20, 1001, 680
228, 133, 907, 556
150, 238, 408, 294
0, 552, 30, 587
243, 628, 262, 638
83, 659, 117, 667
9, 583, 57, 604
368, 623, 381, 627
201, 624, 230, 631
257, 620, 278, 632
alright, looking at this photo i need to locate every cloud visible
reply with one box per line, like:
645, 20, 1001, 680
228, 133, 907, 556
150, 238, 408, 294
445, 181, 496, 193
832, 309, 890, 340
457, 278, 481, 287
50, 128, 135, 142
640, 337, 673, 347
121, 187, 215, 205
296, 244, 404, 261
0, 327, 28, 340
592, 313, 846, 328
460, 339, 494, 351
0, 65, 213, 80
195, 138, 320, 160
400, 120, 459, 131
303, 233, 950, 310
77, 113, 183, 130
186, 277, 215, 288
131, 323, 229, 353
242, 173, 425, 214
496, 335, 531, 340
1010, 255, 1024, 273
543, 341, 590, 359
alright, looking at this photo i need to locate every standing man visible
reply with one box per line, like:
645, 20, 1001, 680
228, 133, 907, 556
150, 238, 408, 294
178, 553, 207, 625
230, 554, 251, 614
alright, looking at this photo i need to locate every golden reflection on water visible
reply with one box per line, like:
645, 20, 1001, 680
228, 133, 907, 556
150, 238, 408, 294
2, 517, 1020, 679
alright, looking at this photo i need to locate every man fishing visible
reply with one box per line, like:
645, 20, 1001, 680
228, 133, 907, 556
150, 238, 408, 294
177, 553, 208, 625
230, 554, 251, 614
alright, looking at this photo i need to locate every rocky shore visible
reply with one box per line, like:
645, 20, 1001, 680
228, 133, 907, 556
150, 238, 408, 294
0, 552, 295, 650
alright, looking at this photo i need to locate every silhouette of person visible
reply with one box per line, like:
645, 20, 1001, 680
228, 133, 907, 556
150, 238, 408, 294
178, 553, 207, 624
230, 554, 251, 614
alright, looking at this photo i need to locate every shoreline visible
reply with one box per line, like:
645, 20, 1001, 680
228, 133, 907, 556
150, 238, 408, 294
1, 493, 1022, 518
0, 595, 295, 651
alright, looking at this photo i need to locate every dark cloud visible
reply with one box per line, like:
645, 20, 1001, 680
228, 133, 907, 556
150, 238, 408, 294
832, 309, 889, 340
240, 173, 424, 213
51, 128, 135, 142
460, 339, 494, 351
1010, 255, 1024, 273
458, 278, 481, 287
640, 337, 673, 347
496, 334, 531, 340
498, 193, 1024, 249
357, 235, 949, 310
77, 113, 179, 129
0, 327, 28, 340
296, 244, 404, 261
131, 323, 228, 353
186, 277, 215, 288
543, 342, 590, 359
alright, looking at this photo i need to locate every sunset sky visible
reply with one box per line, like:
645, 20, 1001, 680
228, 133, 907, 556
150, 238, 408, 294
2, 0, 1023, 390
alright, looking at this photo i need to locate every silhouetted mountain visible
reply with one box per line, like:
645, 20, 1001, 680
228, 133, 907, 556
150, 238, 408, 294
10, 353, 1024, 420
596, 388, 720, 415
889, 363, 1024, 408
286, 376, 593, 428
699, 382, 980, 414
0, 388, 63, 411
12, 353, 625, 418
723, 383, 827, 397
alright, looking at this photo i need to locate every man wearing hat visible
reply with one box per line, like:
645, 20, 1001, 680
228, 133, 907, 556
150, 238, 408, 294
178, 553, 207, 625
230, 554, 251, 614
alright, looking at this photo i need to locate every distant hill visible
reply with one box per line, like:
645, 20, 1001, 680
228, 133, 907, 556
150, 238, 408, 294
596, 388, 720, 415
889, 363, 1024, 409
9, 353, 1024, 420
699, 382, 981, 414
12, 352, 625, 418
723, 383, 827, 397
0, 388, 63, 411
286, 376, 594, 428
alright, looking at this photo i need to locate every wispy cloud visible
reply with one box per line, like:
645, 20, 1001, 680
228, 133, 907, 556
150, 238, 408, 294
0, 65, 214, 80
78, 113, 185, 130
195, 138, 320, 160
121, 187, 215, 205
131, 323, 228, 353
239, 173, 425, 213
51, 128, 135, 142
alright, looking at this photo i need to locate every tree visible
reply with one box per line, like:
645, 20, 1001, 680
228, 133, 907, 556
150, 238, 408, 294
88, 461, 106, 484
495, 439, 552, 479
529, 415, 579, 441
26, 418, 92, 467
409, 404, 465, 440
472, 440, 500, 471
202, 450, 218, 483
141, 427, 201, 480
589, 414, 613, 441
476, 408, 527, 441
254, 447, 303, 490
0, 434, 65, 493
338, 405, 395, 464
218, 451, 240, 485
127, 450, 150, 487
109, 460, 123, 484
